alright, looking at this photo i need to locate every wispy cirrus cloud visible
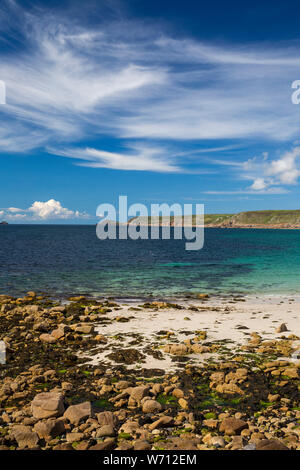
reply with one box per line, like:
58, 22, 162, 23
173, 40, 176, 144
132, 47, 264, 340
49, 145, 181, 172
1, 0, 300, 184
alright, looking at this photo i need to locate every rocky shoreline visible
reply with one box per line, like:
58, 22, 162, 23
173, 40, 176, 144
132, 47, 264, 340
0, 292, 300, 451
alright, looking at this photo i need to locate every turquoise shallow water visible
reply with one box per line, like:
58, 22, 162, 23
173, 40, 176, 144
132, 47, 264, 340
0, 225, 299, 298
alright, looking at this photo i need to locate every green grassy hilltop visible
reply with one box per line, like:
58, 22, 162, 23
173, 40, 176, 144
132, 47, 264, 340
224, 210, 300, 226
129, 210, 300, 227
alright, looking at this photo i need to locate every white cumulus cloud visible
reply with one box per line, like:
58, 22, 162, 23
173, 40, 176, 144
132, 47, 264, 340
250, 178, 268, 191
247, 147, 300, 192
28, 199, 82, 219
0, 199, 89, 221
204, 147, 300, 195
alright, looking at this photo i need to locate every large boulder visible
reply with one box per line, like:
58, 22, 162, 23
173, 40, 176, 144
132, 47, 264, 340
129, 386, 150, 404
215, 383, 244, 395
89, 439, 116, 450
149, 416, 174, 430
51, 328, 65, 340
63, 401, 93, 425
142, 399, 162, 413
97, 411, 119, 429
11, 425, 39, 449
256, 439, 289, 451
219, 417, 248, 436
73, 324, 94, 334
134, 440, 151, 450
95, 425, 115, 438
283, 367, 299, 379
163, 344, 189, 355
34, 418, 65, 439
33, 321, 51, 332
276, 323, 288, 333
39, 333, 57, 344
119, 420, 140, 434
31, 392, 65, 419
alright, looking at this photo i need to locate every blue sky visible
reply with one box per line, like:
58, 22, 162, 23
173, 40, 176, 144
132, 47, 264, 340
1, 0, 300, 222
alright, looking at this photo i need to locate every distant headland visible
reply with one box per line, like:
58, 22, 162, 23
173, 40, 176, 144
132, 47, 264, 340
0, 221, 8, 225
128, 210, 300, 229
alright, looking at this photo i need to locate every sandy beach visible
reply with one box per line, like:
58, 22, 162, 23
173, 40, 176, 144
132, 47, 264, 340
80, 295, 300, 371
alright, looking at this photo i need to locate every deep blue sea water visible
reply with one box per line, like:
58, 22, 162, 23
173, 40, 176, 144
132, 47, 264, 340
0, 225, 299, 299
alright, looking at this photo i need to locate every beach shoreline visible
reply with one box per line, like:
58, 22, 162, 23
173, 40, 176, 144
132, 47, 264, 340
0, 291, 300, 450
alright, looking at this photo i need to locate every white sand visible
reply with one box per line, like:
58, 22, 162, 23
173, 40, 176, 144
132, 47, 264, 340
81, 295, 300, 372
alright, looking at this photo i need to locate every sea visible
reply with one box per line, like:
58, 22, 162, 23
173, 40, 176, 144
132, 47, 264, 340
0, 224, 299, 300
